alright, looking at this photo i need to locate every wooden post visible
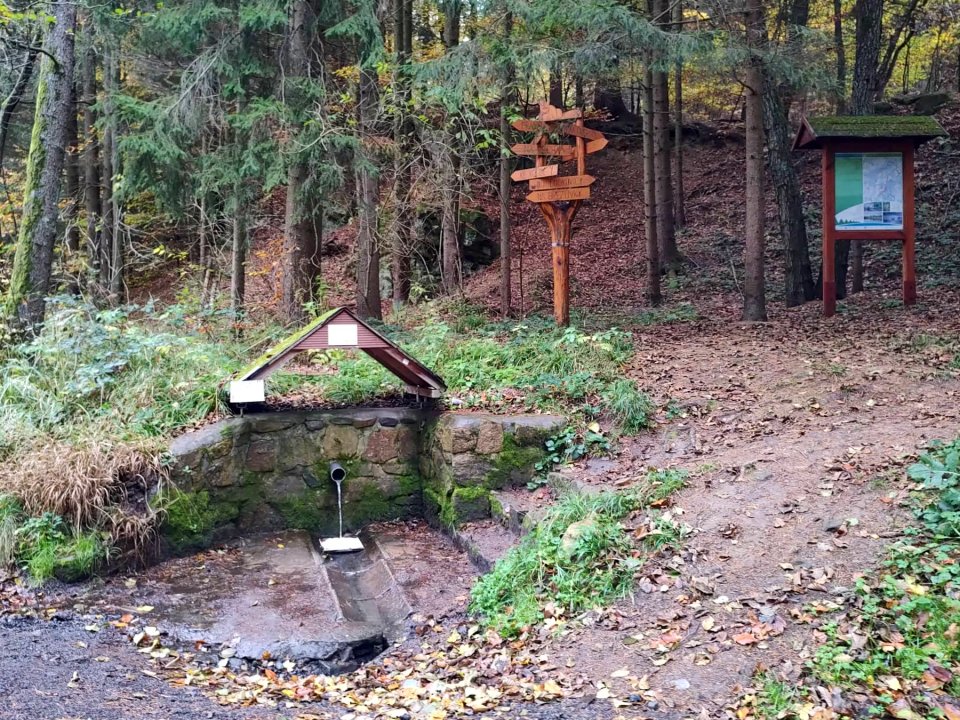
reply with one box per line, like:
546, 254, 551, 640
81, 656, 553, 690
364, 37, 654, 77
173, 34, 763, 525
822, 147, 837, 317
510, 103, 604, 326
902, 142, 917, 306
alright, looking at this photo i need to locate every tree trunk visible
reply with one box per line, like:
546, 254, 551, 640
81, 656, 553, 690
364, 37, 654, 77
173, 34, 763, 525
0, 35, 39, 238
64, 81, 81, 258
761, 74, 816, 306
672, 0, 686, 229
105, 49, 123, 302
100, 45, 116, 296
230, 199, 247, 329
643, 66, 661, 306
392, 0, 413, 310
80, 19, 102, 281
549, 62, 563, 108
281, 0, 321, 324
847, 0, 883, 295
833, 0, 846, 112
355, 67, 382, 320
743, 0, 767, 321
440, 153, 461, 293
4, 3, 77, 326
499, 9, 514, 317
652, 0, 677, 270
440, 0, 461, 295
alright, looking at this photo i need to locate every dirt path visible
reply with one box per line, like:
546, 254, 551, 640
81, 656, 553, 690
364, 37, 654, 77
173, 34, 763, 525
540, 294, 960, 718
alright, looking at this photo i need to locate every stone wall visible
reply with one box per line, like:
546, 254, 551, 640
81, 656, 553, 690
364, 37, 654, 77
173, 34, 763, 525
165, 408, 563, 551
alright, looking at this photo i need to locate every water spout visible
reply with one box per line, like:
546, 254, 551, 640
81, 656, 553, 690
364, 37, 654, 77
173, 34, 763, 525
330, 462, 346, 538
320, 463, 363, 553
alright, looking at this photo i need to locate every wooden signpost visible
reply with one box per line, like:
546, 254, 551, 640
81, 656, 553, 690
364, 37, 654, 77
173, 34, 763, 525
511, 101, 607, 326
793, 115, 946, 317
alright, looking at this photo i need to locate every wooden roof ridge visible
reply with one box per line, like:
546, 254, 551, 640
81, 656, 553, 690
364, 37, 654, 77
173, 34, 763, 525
235, 307, 446, 398
793, 114, 947, 150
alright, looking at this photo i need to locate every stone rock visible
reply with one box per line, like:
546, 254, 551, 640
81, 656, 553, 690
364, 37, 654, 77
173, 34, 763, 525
246, 439, 278, 472
248, 414, 301, 433
379, 416, 399, 428
450, 488, 491, 523
561, 516, 595, 558
476, 422, 504, 455
353, 417, 377, 429
451, 453, 492, 487
382, 460, 410, 475
302, 467, 322, 488
264, 474, 309, 501
913, 92, 952, 115
305, 418, 327, 431
322, 425, 359, 457
395, 426, 418, 461
363, 428, 399, 463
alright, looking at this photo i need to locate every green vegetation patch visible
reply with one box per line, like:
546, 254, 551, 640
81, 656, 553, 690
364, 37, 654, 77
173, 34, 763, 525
807, 115, 947, 139
0, 496, 109, 584
160, 489, 234, 552
469, 470, 688, 637
787, 438, 960, 719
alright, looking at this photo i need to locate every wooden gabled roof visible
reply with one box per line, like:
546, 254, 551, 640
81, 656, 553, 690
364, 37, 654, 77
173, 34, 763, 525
793, 115, 947, 150
236, 307, 446, 398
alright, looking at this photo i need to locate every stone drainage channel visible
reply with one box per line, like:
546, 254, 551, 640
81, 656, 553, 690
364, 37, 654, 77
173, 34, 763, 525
78, 520, 494, 675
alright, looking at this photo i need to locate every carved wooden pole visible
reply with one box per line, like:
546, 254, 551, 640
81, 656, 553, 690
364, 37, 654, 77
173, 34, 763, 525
510, 103, 606, 326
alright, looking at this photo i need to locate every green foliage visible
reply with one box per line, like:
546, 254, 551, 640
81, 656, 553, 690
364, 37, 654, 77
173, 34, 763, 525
752, 671, 796, 719
0, 504, 109, 584
470, 473, 688, 636
908, 437, 960, 537
536, 425, 610, 472
805, 438, 960, 715
0, 297, 242, 456
601, 380, 655, 434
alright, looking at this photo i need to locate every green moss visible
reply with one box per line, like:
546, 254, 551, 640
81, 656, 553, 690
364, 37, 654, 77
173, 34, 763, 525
483, 435, 546, 489
4, 57, 49, 320
236, 307, 340, 380
808, 115, 946, 139
275, 490, 326, 530
161, 489, 233, 552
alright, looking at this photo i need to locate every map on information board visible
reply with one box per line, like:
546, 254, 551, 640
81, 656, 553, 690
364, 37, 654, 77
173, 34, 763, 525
834, 153, 904, 231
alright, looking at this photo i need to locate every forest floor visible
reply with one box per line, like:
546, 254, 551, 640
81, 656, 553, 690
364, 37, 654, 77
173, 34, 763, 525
4, 109, 960, 719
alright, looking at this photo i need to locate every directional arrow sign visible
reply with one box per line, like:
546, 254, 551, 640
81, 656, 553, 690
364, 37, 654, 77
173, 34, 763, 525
511, 164, 559, 182
511, 143, 576, 159
512, 119, 552, 133
585, 137, 609, 154
563, 124, 605, 141
526, 187, 591, 203
529, 174, 596, 190
539, 106, 583, 122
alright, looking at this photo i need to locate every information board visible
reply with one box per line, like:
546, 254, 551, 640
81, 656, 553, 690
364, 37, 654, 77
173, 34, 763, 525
834, 152, 904, 231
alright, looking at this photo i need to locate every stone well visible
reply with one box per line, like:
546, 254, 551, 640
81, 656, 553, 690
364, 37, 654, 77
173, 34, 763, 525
165, 409, 564, 551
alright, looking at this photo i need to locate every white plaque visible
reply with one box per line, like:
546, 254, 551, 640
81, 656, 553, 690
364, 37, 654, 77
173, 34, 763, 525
328, 323, 358, 346
230, 379, 265, 403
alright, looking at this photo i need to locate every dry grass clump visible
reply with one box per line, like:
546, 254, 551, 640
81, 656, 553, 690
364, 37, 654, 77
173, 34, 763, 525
0, 438, 168, 556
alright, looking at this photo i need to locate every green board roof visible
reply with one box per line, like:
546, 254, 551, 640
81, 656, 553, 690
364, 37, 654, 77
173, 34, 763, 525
794, 115, 947, 150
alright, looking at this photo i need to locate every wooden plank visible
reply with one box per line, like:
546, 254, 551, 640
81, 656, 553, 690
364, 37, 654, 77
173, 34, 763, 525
903, 142, 917, 306
585, 137, 608, 154
529, 174, 595, 190
511, 142, 576, 159
563, 124, 604, 141
822, 147, 836, 318
511, 164, 559, 182
540, 106, 583, 122
526, 187, 591, 203
512, 119, 551, 132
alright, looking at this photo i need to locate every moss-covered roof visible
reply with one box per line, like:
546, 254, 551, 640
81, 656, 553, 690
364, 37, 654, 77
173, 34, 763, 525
810, 115, 946, 137
794, 115, 947, 150
236, 307, 341, 381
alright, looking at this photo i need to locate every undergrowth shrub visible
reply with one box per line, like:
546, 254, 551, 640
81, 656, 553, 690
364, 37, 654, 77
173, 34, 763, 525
0, 498, 109, 584
470, 471, 688, 636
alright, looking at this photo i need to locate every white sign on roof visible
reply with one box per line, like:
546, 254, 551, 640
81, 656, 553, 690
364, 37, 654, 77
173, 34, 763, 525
328, 323, 359, 346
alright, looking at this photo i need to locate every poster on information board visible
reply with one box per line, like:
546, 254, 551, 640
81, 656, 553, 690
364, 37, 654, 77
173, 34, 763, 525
834, 152, 904, 231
